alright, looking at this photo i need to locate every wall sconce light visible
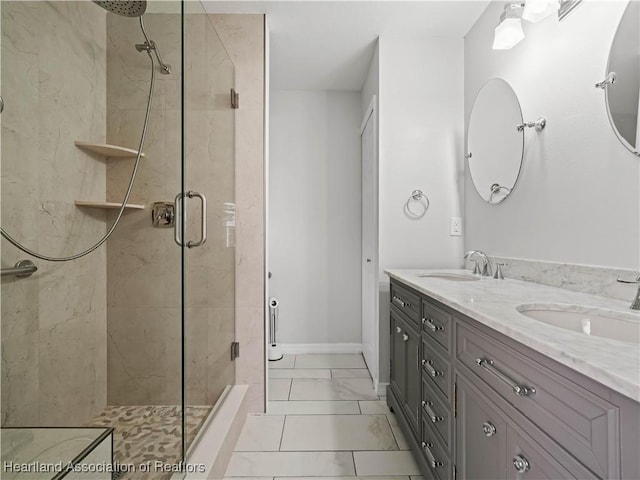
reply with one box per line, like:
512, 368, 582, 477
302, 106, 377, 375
493, 3, 525, 50
493, 0, 582, 50
522, 0, 559, 23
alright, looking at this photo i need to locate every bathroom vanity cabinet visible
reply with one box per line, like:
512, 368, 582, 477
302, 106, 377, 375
387, 278, 640, 480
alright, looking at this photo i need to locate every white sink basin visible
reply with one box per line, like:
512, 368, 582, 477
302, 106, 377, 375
417, 272, 480, 282
516, 304, 640, 344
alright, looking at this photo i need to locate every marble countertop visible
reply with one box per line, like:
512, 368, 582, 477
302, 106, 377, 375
385, 269, 640, 403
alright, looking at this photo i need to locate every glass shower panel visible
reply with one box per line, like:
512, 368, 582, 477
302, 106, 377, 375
103, 0, 185, 473
1, 0, 187, 477
182, 2, 236, 452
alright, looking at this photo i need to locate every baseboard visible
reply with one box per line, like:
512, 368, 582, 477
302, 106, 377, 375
279, 343, 363, 355
375, 381, 389, 397
180, 384, 249, 480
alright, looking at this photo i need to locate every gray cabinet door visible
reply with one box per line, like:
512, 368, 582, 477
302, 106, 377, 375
404, 320, 421, 435
456, 375, 508, 480
506, 427, 581, 480
390, 311, 406, 403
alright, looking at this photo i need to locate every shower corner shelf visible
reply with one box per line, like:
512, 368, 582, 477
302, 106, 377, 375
74, 201, 145, 210
74, 141, 145, 159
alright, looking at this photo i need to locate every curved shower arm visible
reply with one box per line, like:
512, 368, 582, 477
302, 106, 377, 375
139, 17, 171, 74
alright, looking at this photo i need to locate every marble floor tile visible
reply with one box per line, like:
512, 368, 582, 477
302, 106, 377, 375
331, 369, 371, 379
234, 415, 285, 452
278, 477, 410, 480
386, 414, 410, 450
224, 478, 273, 480
280, 414, 397, 451
269, 355, 296, 369
225, 451, 356, 477
270, 369, 331, 379
358, 401, 390, 415
353, 451, 421, 476
289, 378, 377, 401
269, 379, 292, 401
295, 354, 366, 369
267, 401, 360, 415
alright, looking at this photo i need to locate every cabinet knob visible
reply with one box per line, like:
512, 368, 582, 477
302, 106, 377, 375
396, 326, 402, 333
513, 455, 530, 473
482, 421, 496, 437
402, 333, 409, 342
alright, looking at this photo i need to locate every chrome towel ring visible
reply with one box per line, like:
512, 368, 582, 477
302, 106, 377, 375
404, 189, 430, 219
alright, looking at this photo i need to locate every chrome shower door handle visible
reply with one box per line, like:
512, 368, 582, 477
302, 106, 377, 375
174, 192, 185, 247
186, 191, 207, 248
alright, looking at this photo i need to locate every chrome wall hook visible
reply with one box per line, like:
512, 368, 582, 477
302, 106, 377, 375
516, 117, 546, 132
595, 72, 616, 89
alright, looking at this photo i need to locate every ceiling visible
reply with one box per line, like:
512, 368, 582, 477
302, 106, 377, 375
202, 1, 490, 91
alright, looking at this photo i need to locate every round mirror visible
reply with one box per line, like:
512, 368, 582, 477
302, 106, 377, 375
603, 0, 640, 156
467, 78, 524, 204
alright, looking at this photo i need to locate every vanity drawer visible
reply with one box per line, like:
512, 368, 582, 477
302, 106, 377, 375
421, 415, 452, 480
422, 337, 452, 401
390, 282, 421, 325
421, 299, 452, 353
457, 321, 620, 479
422, 376, 452, 454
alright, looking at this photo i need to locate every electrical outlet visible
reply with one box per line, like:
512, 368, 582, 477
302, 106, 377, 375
450, 217, 462, 236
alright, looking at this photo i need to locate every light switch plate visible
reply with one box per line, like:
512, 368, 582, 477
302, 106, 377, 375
450, 217, 462, 236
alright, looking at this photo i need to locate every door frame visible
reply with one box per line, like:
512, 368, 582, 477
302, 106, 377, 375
360, 95, 380, 393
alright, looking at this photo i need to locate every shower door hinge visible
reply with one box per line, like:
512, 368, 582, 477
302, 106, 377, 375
230, 89, 239, 109
231, 341, 240, 360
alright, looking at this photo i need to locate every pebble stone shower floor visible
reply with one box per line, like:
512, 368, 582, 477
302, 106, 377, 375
90, 405, 211, 480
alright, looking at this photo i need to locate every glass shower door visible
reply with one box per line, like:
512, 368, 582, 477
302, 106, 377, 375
181, 2, 236, 454
1, 0, 188, 476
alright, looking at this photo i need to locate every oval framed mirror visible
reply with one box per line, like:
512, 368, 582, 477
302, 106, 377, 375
467, 78, 524, 204
602, 0, 640, 157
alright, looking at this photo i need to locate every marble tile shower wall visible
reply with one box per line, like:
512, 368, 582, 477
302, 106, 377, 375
1, 2, 108, 426
106, 13, 235, 406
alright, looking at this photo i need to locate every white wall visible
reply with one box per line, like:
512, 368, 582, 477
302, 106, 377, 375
464, 1, 640, 269
269, 90, 363, 345
362, 40, 379, 117
378, 35, 465, 383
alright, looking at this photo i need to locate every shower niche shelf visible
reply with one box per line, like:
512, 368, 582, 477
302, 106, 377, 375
74, 201, 145, 210
74, 141, 145, 159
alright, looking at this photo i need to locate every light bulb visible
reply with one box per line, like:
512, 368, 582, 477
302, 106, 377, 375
492, 17, 525, 50
522, 0, 560, 23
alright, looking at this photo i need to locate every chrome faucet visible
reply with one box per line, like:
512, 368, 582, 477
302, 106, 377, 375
464, 250, 492, 277
616, 274, 640, 310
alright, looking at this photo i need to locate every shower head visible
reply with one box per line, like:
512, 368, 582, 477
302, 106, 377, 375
92, 1, 146, 17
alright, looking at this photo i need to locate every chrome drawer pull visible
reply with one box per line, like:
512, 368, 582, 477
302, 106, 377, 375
422, 318, 443, 332
482, 421, 496, 437
392, 295, 410, 308
422, 400, 444, 423
476, 358, 536, 397
513, 455, 530, 473
422, 359, 443, 377
421, 441, 443, 468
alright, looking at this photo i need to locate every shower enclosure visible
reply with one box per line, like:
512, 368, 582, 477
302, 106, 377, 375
0, 0, 236, 477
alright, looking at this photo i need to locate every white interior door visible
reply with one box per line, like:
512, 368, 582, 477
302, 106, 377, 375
361, 97, 378, 385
